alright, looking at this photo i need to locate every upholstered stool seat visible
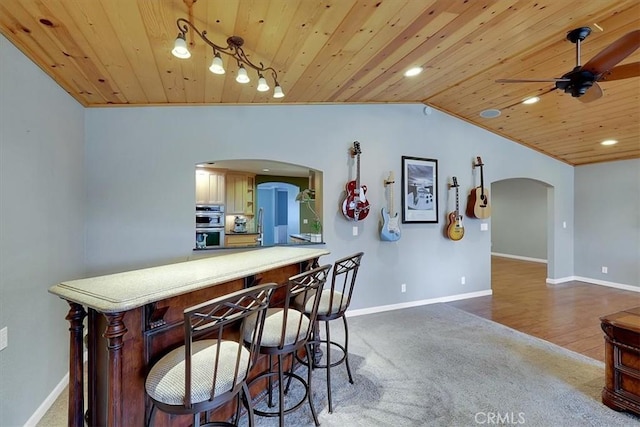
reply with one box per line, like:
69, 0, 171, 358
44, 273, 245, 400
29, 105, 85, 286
244, 308, 310, 348
146, 340, 249, 406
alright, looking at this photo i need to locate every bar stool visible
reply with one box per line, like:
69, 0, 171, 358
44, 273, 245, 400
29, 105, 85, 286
144, 283, 276, 427
244, 264, 331, 427
294, 252, 364, 413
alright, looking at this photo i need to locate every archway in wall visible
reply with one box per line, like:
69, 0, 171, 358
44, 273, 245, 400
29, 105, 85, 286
490, 178, 554, 283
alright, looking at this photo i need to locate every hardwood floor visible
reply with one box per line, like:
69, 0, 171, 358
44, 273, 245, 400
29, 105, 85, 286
447, 256, 640, 363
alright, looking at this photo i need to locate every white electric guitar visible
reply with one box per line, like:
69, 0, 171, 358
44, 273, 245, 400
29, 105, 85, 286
380, 171, 401, 241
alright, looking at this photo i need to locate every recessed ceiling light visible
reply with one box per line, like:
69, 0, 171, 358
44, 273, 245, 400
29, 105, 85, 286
601, 139, 618, 146
522, 96, 540, 105
480, 109, 501, 118
404, 67, 423, 77
262, 168, 270, 172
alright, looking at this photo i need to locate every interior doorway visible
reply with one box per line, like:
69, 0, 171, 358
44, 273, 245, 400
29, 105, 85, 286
257, 182, 301, 245
490, 178, 555, 282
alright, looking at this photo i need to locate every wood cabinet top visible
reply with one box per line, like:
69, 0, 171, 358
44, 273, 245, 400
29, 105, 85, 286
601, 306, 640, 334
49, 247, 329, 313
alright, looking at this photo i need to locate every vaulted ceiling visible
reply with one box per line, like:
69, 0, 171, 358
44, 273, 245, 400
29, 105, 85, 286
1, 0, 639, 165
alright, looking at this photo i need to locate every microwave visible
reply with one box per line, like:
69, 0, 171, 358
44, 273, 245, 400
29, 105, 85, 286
195, 227, 225, 249
196, 204, 224, 228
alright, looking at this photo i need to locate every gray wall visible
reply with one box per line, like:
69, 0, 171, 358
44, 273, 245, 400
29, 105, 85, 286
0, 37, 86, 425
491, 179, 548, 260
575, 159, 640, 287
83, 105, 575, 307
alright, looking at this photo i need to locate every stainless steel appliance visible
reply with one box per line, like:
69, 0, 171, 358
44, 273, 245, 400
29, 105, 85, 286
196, 204, 225, 248
196, 204, 224, 228
233, 216, 247, 233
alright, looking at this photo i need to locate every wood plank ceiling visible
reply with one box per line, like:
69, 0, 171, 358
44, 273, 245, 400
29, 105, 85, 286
1, 0, 638, 165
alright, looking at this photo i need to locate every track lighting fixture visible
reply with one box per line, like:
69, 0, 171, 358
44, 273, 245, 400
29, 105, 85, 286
172, 18, 284, 98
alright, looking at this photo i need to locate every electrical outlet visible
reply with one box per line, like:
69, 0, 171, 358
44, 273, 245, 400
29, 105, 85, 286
303, 219, 308, 224
480, 223, 488, 231
0, 327, 7, 351
461, 276, 466, 285
602, 266, 608, 274
401, 283, 406, 293
352, 226, 358, 236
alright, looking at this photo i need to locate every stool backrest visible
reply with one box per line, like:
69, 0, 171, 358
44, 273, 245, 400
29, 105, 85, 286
325, 252, 364, 318
182, 283, 275, 407
277, 264, 331, 350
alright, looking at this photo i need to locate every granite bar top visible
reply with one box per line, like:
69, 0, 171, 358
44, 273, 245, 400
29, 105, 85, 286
49, 246, 330, 313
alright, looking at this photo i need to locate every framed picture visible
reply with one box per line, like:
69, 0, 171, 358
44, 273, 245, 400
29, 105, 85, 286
401, 156, 439, 223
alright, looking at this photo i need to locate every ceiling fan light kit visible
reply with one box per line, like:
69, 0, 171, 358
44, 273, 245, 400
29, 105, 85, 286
172, 18, 284, 99
497, 27, 640, 103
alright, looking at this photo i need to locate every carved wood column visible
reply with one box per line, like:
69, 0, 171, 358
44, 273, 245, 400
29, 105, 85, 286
103, 312, 128, 427
65, 302, 86, 427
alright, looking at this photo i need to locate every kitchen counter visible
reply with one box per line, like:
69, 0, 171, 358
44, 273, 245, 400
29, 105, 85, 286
49, 246, 329, 313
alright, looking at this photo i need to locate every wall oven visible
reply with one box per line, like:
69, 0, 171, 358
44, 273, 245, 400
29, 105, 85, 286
195, 204, 225, 248
196, 204, 224, 228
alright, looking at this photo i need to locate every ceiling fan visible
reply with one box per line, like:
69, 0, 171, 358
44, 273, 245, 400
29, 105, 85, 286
496, 27, 640, 103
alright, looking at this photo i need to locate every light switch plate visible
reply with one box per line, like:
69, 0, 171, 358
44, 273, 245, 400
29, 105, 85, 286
352, 226, 358, 236
0, 327, 7, 351
480, 223, 488, 231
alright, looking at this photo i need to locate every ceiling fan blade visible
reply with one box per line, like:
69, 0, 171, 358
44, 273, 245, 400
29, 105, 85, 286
578, 82, 603, 103
583, 30, 640, 75
598, 61, 640, 81
495, 78, 568, 83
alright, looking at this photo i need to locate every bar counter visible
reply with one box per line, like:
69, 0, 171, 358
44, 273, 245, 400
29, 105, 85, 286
49, 246, 330, 427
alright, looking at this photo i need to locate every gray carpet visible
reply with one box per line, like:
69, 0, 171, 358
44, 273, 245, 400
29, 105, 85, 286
248, 303, 639, 426
38, 303, 639, 426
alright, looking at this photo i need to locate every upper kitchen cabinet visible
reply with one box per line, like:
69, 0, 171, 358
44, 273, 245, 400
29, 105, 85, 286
226, 173, 255, 215
195, 168, 225, 205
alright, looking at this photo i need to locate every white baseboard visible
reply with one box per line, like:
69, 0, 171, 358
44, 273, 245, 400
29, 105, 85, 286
24, 373, 68, 427
492, 252, 547, 264
346, 289, 493, 318
547, 275, 640, 292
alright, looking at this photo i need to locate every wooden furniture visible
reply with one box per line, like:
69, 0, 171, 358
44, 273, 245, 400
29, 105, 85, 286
49, 246, 329, 427
225, 232, 259, 247
600, 306, 640, 416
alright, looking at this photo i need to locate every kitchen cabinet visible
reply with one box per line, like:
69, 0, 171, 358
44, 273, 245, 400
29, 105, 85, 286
226, 173, 255, 215
225, 233, 259, 247
195, 169, 225, 204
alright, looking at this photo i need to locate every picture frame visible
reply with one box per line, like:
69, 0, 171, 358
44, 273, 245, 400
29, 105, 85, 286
401, 156, 439, 223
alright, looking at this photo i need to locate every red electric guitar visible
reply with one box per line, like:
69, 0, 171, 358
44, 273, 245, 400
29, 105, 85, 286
341, 141, 370, 221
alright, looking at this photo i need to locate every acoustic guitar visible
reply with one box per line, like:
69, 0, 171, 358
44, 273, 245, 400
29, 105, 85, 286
466, 156, 491, 219
380, 171, 401, 241
446, 177, 464, 241
341, 141, 370, 221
